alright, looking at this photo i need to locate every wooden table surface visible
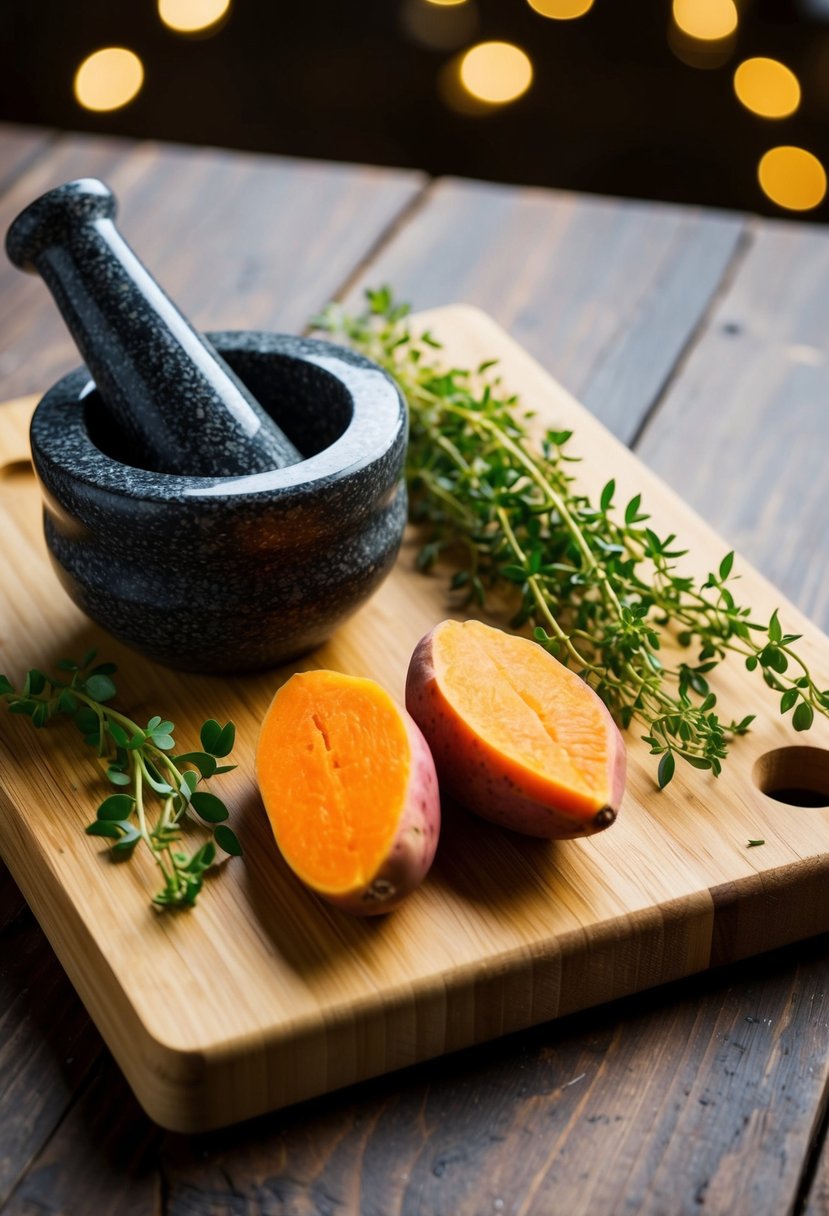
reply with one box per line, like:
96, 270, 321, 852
1, 123, 829, 1216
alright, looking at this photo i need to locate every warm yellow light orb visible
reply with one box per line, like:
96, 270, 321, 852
459, 41, 533, 105
734, 57, 800, 119
527, 0, 594, 18
424, 0, 469, 5
158, 0, 230, 33
672, 0, 737, 41
74, 48, 144, 113
758, 147, 827, 211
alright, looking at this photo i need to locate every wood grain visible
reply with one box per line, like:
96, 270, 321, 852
0, 125, 52, 191
0, 132, 425, 401
0, 870, 101, 1207
637, 215, 829, 629
3, 308, 829, 1134
3, 1055, 161, 1216
342, 177, 745, 443
805, 1115, 829, 1216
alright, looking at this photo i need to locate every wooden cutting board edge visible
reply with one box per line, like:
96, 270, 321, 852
6, 808, 827, 1133
0, 806, 722, 1131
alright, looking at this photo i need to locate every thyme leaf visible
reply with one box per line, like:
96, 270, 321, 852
0, 650, 241, 907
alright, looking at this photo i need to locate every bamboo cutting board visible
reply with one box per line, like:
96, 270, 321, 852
2, 306, 829, 1133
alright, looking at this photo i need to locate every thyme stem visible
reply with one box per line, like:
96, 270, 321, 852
316, 288, 829, 784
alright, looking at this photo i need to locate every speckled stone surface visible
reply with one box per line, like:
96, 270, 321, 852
30, 332, 408, 673
6, 178, 301, 476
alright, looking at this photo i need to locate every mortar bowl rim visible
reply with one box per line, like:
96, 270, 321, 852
30, 330, 407, 506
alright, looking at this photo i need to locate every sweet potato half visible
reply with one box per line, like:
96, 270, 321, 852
256, 670, 440, 914
406, 619, 626, 839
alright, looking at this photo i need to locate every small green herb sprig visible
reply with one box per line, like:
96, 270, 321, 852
316, 288, 829, 786
0, 650, 241, 907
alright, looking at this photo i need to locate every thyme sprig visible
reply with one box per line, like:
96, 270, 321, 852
316, 288, 829, 785
0, 650, 241, 907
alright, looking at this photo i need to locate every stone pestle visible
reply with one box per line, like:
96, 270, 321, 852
5, 178, 302, 477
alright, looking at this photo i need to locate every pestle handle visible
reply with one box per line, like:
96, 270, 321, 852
6, 178, 302, 477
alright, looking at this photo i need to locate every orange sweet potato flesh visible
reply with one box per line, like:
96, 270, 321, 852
406, 619, 626, 838
257, 670, 440, 914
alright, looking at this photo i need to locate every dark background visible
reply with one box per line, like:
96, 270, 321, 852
2, 0, 828, 218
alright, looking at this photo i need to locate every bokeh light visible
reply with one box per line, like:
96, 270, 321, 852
734, 58, 800, 119
424, 0, 469, 6
758, 146, 827, 211
672, 0, 738, 41
158, 0, 231, 34
458, 42, 533, 105
527, 0, 594, 18
74, 48, 144, 112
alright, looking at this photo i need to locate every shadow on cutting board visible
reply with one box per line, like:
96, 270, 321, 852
237, 784, 408, 978
239, 774, 566, 982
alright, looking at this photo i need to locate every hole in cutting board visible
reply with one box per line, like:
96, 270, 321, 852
0, 458, 33, 481
753, 746, 829, 807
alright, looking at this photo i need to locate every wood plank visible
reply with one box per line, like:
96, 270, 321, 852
2, 1055, 161, 1216
343, 177, 745, 443
805, 1116, 829, 1216
637, 215, 829, 629
0, 870, 102, 1206
0, 131, 425, 401
0, 125, 52, 192
3, 308, 829, 1134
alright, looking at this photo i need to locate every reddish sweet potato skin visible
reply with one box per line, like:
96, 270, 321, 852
405, 626, 626, 839
323, 713, 441, 916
